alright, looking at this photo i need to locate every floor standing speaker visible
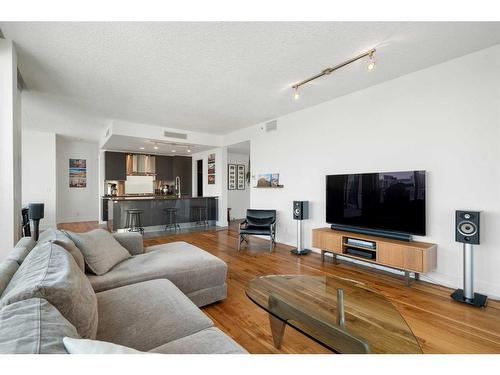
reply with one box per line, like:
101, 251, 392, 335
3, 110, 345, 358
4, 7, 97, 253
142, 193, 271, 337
291, 201, 311, 255
451, 210, 487, 307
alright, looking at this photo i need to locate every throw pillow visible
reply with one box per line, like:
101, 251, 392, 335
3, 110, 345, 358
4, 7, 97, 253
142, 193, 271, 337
64, 229, 131, 275
63, 337, 143, 354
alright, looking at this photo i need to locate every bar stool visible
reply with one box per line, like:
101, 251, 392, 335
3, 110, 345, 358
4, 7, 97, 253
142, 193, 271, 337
191, 203, 208, 227
164, 207, 181, 232
126, 209, 144, 235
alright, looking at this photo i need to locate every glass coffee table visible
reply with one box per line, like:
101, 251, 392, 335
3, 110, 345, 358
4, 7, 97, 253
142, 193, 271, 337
246, 275, 422, 354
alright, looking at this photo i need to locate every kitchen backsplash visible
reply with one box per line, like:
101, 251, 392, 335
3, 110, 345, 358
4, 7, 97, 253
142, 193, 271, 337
124, 175, 154, 194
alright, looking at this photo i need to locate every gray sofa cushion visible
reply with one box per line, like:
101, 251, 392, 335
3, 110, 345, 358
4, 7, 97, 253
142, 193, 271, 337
88, 241, 227, 299
0, 260, 19, 296
0, 298, 79, 354
65, 229, 131, 275
38, 228, 85, 271
5, 237, 36, 265
185, 284, 227, 307
150, 327, 247, 354
1, 242, 98, 339
96, 279, 213, 351
112, 232, 144, 256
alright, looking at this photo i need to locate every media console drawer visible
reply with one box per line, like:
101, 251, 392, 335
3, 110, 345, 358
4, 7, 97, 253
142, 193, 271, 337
377, 243, 423, 272
312, 228, 437, 281
312, 230, 341, 253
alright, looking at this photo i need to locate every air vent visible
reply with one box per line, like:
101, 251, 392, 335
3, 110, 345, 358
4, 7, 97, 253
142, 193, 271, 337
164, 131, 188, 140
265, 120, 278, 132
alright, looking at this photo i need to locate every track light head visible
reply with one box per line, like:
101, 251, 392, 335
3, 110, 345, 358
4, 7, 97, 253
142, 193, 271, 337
293, 87, 300, 100
367, 51, 376, 71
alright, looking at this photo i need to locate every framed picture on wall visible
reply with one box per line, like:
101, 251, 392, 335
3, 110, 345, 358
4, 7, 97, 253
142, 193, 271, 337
237, 164, 245, 190
208, 163, 216, 174
69, 159, 87, 188
208, 153, 216, 164
228, 164, 236, 190
208, 174, 215, 185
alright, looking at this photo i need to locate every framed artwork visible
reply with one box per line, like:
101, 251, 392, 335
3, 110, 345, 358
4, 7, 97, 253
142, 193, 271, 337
208, 174, 215, 185
228, 164, 236, 190
208, 153, 216, 164
69, 159, 86, 188
256, 173, 280, 187
208, 162, 216, 174
257, 173, 272, 187
271, 173, 280, 187
237, 164, 245, 190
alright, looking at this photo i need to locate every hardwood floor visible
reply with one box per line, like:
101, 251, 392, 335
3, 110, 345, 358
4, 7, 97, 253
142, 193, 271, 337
58, 221, 500, 354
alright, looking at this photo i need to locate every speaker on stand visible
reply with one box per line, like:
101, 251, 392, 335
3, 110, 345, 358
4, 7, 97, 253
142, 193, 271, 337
451, 210, 487, 307
291, 201, 311, 255
28, 203, 44, 241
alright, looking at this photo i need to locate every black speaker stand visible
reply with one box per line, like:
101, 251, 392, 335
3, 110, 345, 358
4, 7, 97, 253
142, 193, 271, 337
451, 289, 488, 308
291, 248, 311, 255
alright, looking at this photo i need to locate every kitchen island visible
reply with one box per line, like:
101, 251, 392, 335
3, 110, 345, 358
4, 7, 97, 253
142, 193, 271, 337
105, 195, 218, 232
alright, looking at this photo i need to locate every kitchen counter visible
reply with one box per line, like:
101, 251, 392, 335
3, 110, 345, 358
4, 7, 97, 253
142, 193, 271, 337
106, 196, 218, 232
103, 195, 215, 201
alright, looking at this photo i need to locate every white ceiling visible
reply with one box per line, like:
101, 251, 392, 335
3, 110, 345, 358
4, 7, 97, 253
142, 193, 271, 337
2, 22, 500, 134
102, 134, 214, 155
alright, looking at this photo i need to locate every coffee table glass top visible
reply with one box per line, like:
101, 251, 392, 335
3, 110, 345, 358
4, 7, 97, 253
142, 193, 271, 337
246, 274, 422, 354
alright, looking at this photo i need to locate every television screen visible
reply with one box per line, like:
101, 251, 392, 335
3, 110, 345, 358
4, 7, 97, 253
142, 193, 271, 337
326, 171, 426, 236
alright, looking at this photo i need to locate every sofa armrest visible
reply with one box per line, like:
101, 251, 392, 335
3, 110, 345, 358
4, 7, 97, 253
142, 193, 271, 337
113, 232, 144, 256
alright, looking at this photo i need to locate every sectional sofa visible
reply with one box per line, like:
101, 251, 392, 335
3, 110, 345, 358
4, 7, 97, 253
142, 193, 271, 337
0, 229, 247, 354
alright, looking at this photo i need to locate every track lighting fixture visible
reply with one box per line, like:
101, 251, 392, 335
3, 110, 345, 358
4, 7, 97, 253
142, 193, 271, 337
292, 48, 376, 100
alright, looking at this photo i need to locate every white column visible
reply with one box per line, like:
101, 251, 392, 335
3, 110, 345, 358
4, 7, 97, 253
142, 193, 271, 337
217, 146, 229, 227
0, 39, 21, 258
98, 150, 106, 224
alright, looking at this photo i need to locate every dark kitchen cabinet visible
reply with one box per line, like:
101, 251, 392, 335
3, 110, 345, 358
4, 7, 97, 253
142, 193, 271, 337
102, 198, 109, 221
173, 156, 192, 196
155, 155, 174, 181
105, 151, 127, 181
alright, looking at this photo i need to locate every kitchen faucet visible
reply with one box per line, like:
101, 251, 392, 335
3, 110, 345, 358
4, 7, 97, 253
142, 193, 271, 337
175, 176, 181, 198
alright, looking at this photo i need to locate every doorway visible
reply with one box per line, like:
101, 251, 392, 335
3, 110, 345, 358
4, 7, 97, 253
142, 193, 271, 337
197, 159, 203, 197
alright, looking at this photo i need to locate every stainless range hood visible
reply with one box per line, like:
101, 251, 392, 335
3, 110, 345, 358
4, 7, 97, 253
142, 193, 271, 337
126, 154, 156, 176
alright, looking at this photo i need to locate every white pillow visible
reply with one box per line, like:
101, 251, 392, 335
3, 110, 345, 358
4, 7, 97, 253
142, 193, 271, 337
63, 337, 144, 354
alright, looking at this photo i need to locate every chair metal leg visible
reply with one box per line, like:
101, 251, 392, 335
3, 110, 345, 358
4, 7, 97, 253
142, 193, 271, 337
238, 234, 241, 252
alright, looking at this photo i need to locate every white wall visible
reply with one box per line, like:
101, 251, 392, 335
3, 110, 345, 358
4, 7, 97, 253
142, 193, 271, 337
56, 136, 99, 223
0, 39, 21, 257
191, 147, 228, 227
227, 152, 250, 220
224, 44, 500, 297
22, 131, 57, 229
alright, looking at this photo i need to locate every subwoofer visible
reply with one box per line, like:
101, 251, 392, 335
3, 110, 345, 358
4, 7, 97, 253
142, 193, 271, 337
451, 210, 487, 307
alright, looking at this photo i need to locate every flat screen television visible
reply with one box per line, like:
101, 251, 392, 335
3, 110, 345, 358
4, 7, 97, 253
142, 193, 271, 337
326, 170, 426, 237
